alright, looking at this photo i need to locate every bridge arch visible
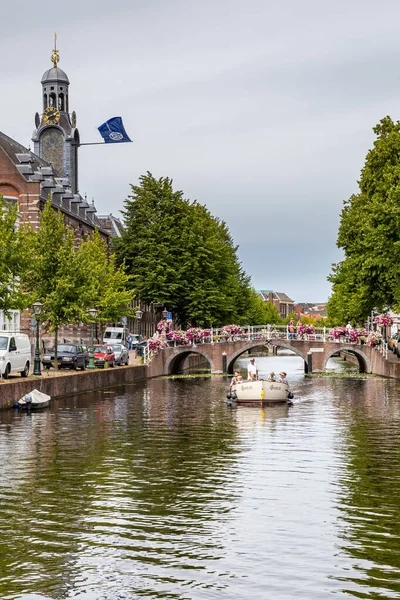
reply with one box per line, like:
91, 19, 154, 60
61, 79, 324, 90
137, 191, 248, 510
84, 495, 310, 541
227, 340, 308, 374
164, 348, 215, 375
323, 345, 371, 373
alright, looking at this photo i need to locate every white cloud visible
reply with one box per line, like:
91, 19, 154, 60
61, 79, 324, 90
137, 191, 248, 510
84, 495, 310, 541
1, 0, 399, 299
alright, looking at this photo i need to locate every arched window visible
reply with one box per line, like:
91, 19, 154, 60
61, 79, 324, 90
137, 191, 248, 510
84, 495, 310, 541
65, 92, 69, 113
58, 93, 64, 111
43, 94, 48, 109
49, 92, 56, 107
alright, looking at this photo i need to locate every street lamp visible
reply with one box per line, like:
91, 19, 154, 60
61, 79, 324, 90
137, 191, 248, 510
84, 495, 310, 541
162, 308, 168, 320
87, 307, 98, 369
135, 309, 143, 338
32, 300, 44, 376
135, 309, 143, 356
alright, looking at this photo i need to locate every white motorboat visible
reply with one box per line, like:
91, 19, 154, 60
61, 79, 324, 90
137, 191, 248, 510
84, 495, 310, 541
229, 380, 291, 404
16, 389, 51, 410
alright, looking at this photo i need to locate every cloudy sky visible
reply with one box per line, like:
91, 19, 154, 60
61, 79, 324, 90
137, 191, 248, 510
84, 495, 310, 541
1, 0, 399, 301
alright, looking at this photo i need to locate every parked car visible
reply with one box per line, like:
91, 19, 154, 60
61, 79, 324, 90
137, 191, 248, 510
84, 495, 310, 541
111, 344, 129, 366
388, 333, 399, 353
130, 334, 143, 350
0, 333, 31, 379
91, 344, 115, 368
42, 344, 88, 370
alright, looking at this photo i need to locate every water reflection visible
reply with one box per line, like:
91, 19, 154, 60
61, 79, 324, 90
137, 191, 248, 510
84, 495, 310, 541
0, 357, 399, 599
333, 379, 400, 599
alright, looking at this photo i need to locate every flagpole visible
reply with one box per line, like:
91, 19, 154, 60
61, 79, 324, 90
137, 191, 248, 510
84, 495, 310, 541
74, 141, 133, 146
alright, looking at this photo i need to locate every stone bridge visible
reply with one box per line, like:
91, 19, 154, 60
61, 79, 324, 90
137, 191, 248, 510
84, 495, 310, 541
146, 338, 387, 377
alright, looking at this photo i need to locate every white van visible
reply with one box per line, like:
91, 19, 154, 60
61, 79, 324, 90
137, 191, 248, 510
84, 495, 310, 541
103, 326, 128, 346
0, 333, 31, 378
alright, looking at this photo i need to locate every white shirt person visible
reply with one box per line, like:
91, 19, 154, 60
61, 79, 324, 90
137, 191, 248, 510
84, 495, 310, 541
247, 358, 258, 380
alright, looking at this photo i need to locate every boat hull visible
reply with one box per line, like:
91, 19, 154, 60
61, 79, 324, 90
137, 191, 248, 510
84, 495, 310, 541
16, 389, 51, 410
233, 380, 289, 404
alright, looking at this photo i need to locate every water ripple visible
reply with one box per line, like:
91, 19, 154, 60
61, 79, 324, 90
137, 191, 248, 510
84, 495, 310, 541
0, 357, 399, 599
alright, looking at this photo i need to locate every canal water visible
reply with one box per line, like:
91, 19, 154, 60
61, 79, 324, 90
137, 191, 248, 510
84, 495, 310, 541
0, 353, 400, 600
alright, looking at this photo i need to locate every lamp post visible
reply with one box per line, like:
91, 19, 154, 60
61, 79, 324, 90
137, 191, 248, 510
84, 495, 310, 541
135, 309, 143, 356
32, 300, 44, 376
162, 308, 168, 320
87, 307, 98, 369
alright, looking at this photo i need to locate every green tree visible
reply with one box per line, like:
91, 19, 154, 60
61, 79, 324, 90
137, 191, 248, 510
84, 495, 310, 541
328, 116, 400, 323
116, 173, 253, 327
23, 201, 89, 364
0, 196, 31, 315
243, 289, 281, 325
77, 230, 134, 325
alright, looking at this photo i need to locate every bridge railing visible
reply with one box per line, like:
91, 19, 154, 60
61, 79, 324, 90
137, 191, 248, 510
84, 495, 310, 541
375, 339, 388, 360
142, 324, 391, 364
142, 325, 333, 364
208, 324, 329, 343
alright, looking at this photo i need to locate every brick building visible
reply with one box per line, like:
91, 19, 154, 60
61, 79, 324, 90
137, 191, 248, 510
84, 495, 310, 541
0, 42, 109, 343
257, 290, 295, 319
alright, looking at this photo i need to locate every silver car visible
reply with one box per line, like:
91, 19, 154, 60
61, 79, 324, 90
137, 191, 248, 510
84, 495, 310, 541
111, 344, 129, 366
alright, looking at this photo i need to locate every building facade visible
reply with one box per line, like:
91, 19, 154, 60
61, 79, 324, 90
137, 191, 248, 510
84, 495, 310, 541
0, 42, 109, 341
257, 290, 295, 319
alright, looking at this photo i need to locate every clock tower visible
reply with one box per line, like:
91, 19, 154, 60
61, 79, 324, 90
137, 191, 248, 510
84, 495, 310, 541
32, 35, 80, 193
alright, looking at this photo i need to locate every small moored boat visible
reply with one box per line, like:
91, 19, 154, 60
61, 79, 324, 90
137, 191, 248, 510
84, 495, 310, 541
228, 380, 292, 404
16, 389, 51, 410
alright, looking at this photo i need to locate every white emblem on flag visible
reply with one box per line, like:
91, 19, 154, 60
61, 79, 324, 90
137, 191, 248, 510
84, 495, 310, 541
109, 132, 123, 141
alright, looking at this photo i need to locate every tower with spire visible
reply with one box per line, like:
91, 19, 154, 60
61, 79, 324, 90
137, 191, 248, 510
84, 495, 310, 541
32, 34, 80, 193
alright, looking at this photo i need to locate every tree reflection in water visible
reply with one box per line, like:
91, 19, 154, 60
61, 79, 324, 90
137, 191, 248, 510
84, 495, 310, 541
0, 378, 241, 599
333, 378, 400, 598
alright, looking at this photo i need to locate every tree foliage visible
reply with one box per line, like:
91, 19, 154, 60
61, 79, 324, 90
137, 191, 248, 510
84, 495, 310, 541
77, 230, 134, 324
0, 196, 31, 315
23, 202, 133, 359
328, 116, 400, 323
116, 173, 259, 327
22, 201, 89, 358
244, 289, 282, 325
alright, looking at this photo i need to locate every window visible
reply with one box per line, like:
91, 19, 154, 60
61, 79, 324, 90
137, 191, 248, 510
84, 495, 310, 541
43, 94, 48, 109
57, 344, 77, 353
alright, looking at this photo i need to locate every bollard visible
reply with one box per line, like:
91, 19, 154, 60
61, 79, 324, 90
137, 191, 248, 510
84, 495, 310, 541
307, 351, 313, 373
222, 351, 227, 374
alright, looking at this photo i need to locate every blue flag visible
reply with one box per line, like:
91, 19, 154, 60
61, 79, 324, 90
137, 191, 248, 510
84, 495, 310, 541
98, 117, 132, 143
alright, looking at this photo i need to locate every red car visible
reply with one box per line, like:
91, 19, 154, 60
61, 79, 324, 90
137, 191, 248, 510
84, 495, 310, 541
92, 344, 115, 368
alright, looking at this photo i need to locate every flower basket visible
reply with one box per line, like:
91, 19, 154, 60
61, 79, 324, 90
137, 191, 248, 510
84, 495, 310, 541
148, 336, 168, 352
330, 326, 347, 340
375, 314, 393, 327
157, 320, 172, 333
187, 327, 205, 343
220, 324, 243, 340
368, 331, 383, 347
167, 330, 190, 345
297, 324, 315, 337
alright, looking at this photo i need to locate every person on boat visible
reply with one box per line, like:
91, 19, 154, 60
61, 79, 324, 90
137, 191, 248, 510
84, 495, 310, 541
279, 372, 288, 384
230, 371, 243, 388
268, 371, 276, 381
247, 358, 258, 380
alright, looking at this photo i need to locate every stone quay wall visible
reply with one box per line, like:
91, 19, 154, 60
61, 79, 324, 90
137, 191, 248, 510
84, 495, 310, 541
0, 365, 146, 411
